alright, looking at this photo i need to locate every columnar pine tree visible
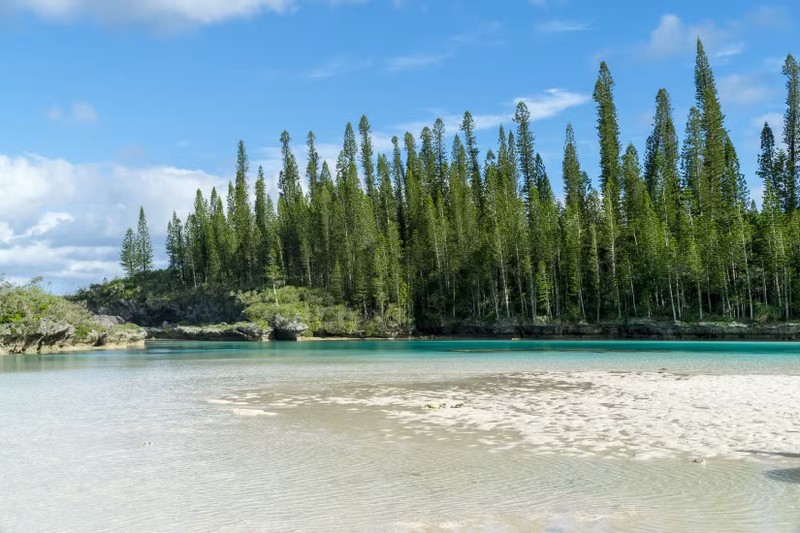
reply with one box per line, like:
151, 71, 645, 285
137, 206, 153, 273
120, 228, 137, 278
783, 54, 800, 212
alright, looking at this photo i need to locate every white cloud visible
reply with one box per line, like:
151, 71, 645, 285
306, 56, 374, 79
0, 153, 230, 292
641, 9, 787, 61
718, 73, 772, 105
7, 0, 293, 26
752, 112, 784, 139
643, 14, 729, 59
537, 20, 589, 33
24, 212, 75, 238
516, 89, 591, 121
386, 51, 453, 73
0, 222, 14, 245
713, 41, 745, 59
398, 88, 589, 135
47, 101, 98, 124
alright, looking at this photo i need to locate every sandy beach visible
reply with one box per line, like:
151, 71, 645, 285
216, 370, 800, 462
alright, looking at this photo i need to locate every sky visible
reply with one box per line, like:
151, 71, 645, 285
0, 0, 796, 293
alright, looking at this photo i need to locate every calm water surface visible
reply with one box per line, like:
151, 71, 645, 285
1, 340, 799, 532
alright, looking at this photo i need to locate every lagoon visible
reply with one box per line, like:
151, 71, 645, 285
1, 340, 799, 531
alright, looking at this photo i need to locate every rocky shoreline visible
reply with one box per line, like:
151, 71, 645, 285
0, 314, 148, 356
4, 317, 799, 356
106, 318, 800, 343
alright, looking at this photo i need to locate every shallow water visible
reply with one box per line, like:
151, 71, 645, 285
1, 340, 799, 532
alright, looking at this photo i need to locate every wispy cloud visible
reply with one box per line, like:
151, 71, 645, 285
537, 20, 589, 33
640, 8, 788, 61
306, 56, 374, 79
752, 112, 784, 135
312, 20, 503, 79
7, 0, 294, 27
383, 21, 502, 74
746, 6, 790, 29
398, 88, 589, 135
718, 73, 773, 105
386, 51, 453, 73
47, 101, 98, 124
516, 89, 591, 120
450, 20, 503, 46
713, 41, 745, 59
5, 0, 379, 28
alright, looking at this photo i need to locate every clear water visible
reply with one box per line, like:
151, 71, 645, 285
1, 340, 799, 532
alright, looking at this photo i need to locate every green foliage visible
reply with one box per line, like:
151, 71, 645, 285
120, 228, 137, 278
240, 286, 407, 337
120, 206, 154, 278
0, 279, 98, 337
137, 206, 154, 273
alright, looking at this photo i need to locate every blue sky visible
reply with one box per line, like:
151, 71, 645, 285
0, 0, 796, 292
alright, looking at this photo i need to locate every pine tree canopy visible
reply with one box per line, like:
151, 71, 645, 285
119, 41, 800, 324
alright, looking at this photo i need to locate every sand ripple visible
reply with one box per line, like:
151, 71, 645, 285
220, 371, 800, 460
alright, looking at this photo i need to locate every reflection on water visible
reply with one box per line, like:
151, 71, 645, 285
0, 340, 799, 532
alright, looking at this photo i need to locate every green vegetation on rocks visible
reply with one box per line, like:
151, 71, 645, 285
1, 278, 146, 354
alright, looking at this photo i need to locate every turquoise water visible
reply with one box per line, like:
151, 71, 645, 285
1, 340, 799, 532
5, 339, 799, 374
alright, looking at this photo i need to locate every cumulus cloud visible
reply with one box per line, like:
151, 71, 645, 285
640, 8, 787, 61
642, 14, 731, 59
24, 212, 75, 238
0, 154, 229, 292
4, 0, 293, 26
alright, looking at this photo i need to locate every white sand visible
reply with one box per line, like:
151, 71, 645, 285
230, 408, 277, 417
210, 371, 800, 460
321, 371, 800, 460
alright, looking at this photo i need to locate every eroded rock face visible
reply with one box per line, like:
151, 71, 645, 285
269, 315, 308, 341
92, 296, 244, 327
0, 320, 76, 354
146, 323, 268, 342
0, 317, 148, 355
92, 315, 126, 328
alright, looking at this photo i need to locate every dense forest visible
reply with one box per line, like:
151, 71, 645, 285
126, 40, 800, 327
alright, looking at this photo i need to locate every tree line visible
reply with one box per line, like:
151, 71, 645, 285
143, 40, 800, 325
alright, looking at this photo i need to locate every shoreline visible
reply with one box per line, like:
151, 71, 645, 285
6, 320, 800, 356
0, 340, 145, 357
